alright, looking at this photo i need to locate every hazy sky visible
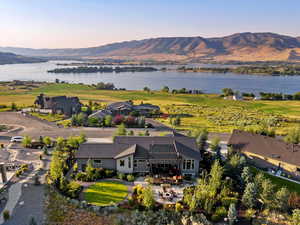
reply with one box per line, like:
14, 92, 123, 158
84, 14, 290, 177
1, 0, 300, 48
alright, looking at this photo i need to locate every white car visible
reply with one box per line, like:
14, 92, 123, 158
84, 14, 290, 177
10, 136, 24, 143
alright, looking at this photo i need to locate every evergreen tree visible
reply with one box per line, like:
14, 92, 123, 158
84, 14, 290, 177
242, 182, 258, 209
273, 187, 290, 212
115, 123, 127, 136
259, 178, 275, 209
142, 185, 155, 209
86, 159, 95, 181
241, 167, 253, 185
59, 173, 68, 193
228, 203, 237, 225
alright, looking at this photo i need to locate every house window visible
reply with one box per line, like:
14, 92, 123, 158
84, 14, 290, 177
183, 160, 195, 170
93, 160, 102, 167
134, 160, 137, 168
128, 157, 131, 168
120, 160, 125, 167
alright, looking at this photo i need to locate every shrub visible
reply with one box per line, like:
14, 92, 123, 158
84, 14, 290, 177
212, 206, 227, 222
127, 174, 135, 182
75, 172, 88, 181
66, 181, 82, 198
94, 168, 105, 179
117, 172, 126, 180
3, 210, 10, 221
175, 202, 184, 212
221, 197, 239, 208
244, 209, 256, 221
105, 169, 115, 178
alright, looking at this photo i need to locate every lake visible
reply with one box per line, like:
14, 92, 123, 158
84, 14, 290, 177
0, 61, 299, 94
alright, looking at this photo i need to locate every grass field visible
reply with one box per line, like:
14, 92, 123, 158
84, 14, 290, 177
251, 167, 300, 194
83, 180, 128, 206
1, 82, 300, 134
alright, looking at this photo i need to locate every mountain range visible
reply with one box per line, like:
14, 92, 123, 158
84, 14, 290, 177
1, 32, 300, 62
0, 52, 47, 65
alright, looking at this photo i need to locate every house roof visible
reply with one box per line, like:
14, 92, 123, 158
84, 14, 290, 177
89, 109, 112, 119
75, 135, 201, 160
114, 145, 137, 159
107, 101, 133, 111
228, 129, 300, 167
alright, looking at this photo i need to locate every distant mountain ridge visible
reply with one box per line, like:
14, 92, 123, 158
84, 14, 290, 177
0, 52, 47, 65
1, 32, 300, 62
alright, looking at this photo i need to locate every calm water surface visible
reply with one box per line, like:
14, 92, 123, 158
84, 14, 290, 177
0, 61, 299, 94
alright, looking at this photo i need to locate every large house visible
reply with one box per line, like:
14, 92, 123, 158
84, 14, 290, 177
89, 101, 160, 120
228, 129, 300, 177
34, 94, 82, 116
75, 132, 201, 177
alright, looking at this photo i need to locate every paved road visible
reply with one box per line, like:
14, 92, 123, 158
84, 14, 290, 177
0, 112, 167, 139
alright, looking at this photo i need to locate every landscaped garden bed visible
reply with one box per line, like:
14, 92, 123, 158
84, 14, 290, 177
83, 180, 128, 206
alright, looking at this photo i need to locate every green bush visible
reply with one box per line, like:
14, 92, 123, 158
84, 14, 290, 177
215, 206, 227, 217
75, 172, 88, 181
105, 169, 115, 178
127, 174, 135, 182
221, 196, 238, 208
117, 172, 126, 180
3, 210, 10, 221
95, 168, 105, 179
66, 181, 82, 198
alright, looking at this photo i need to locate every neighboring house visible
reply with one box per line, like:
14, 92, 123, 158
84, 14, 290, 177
228, 129, 300, 177
89, 101, 160, 120
34, 93, 82, 116
75, 132, 201, 176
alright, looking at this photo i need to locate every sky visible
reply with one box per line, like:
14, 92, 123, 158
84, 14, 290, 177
0, 0, 300, 48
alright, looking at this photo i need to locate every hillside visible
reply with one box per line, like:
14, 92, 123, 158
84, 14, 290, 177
1, 32, 300, 62
0, 52, 47, 65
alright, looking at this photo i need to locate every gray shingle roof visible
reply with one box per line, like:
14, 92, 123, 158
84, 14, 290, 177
75, 135, 201, 160
114, 145, 137, 159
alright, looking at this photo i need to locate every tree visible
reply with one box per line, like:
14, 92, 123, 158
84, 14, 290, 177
86, 159, 95, 181
115, 123, 127, 136
292, 209, 300, 225
128, 130, 134, 136
242, 182, 258, 209
222, 88, 234, 97
284, 127, 300, 144
173, 116, 181, 126
56, 137, 65, 149
49, 151, 63, 183
43, 136, 52, 147
259, 178, 275, 209
144, 130, 150, 136
22, 136, 32, 148
241, 167, 252, 185
143, 87, 150, 92
273, 187, 290, 212
228, 203, 237, 225
104, 115, 113, 127
11, 102, 17, 111
142, 185, 155, 209
59, 173, 68, 193
210, 137, 220, 152
196, 128, 208, 150
161, 86, 169, 93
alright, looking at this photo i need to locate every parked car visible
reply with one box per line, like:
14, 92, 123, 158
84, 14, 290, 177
10, 136, 24, 143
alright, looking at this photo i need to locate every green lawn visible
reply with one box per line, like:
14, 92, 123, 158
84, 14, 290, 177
83, 180, 128, 206
251, 167, 300, 194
